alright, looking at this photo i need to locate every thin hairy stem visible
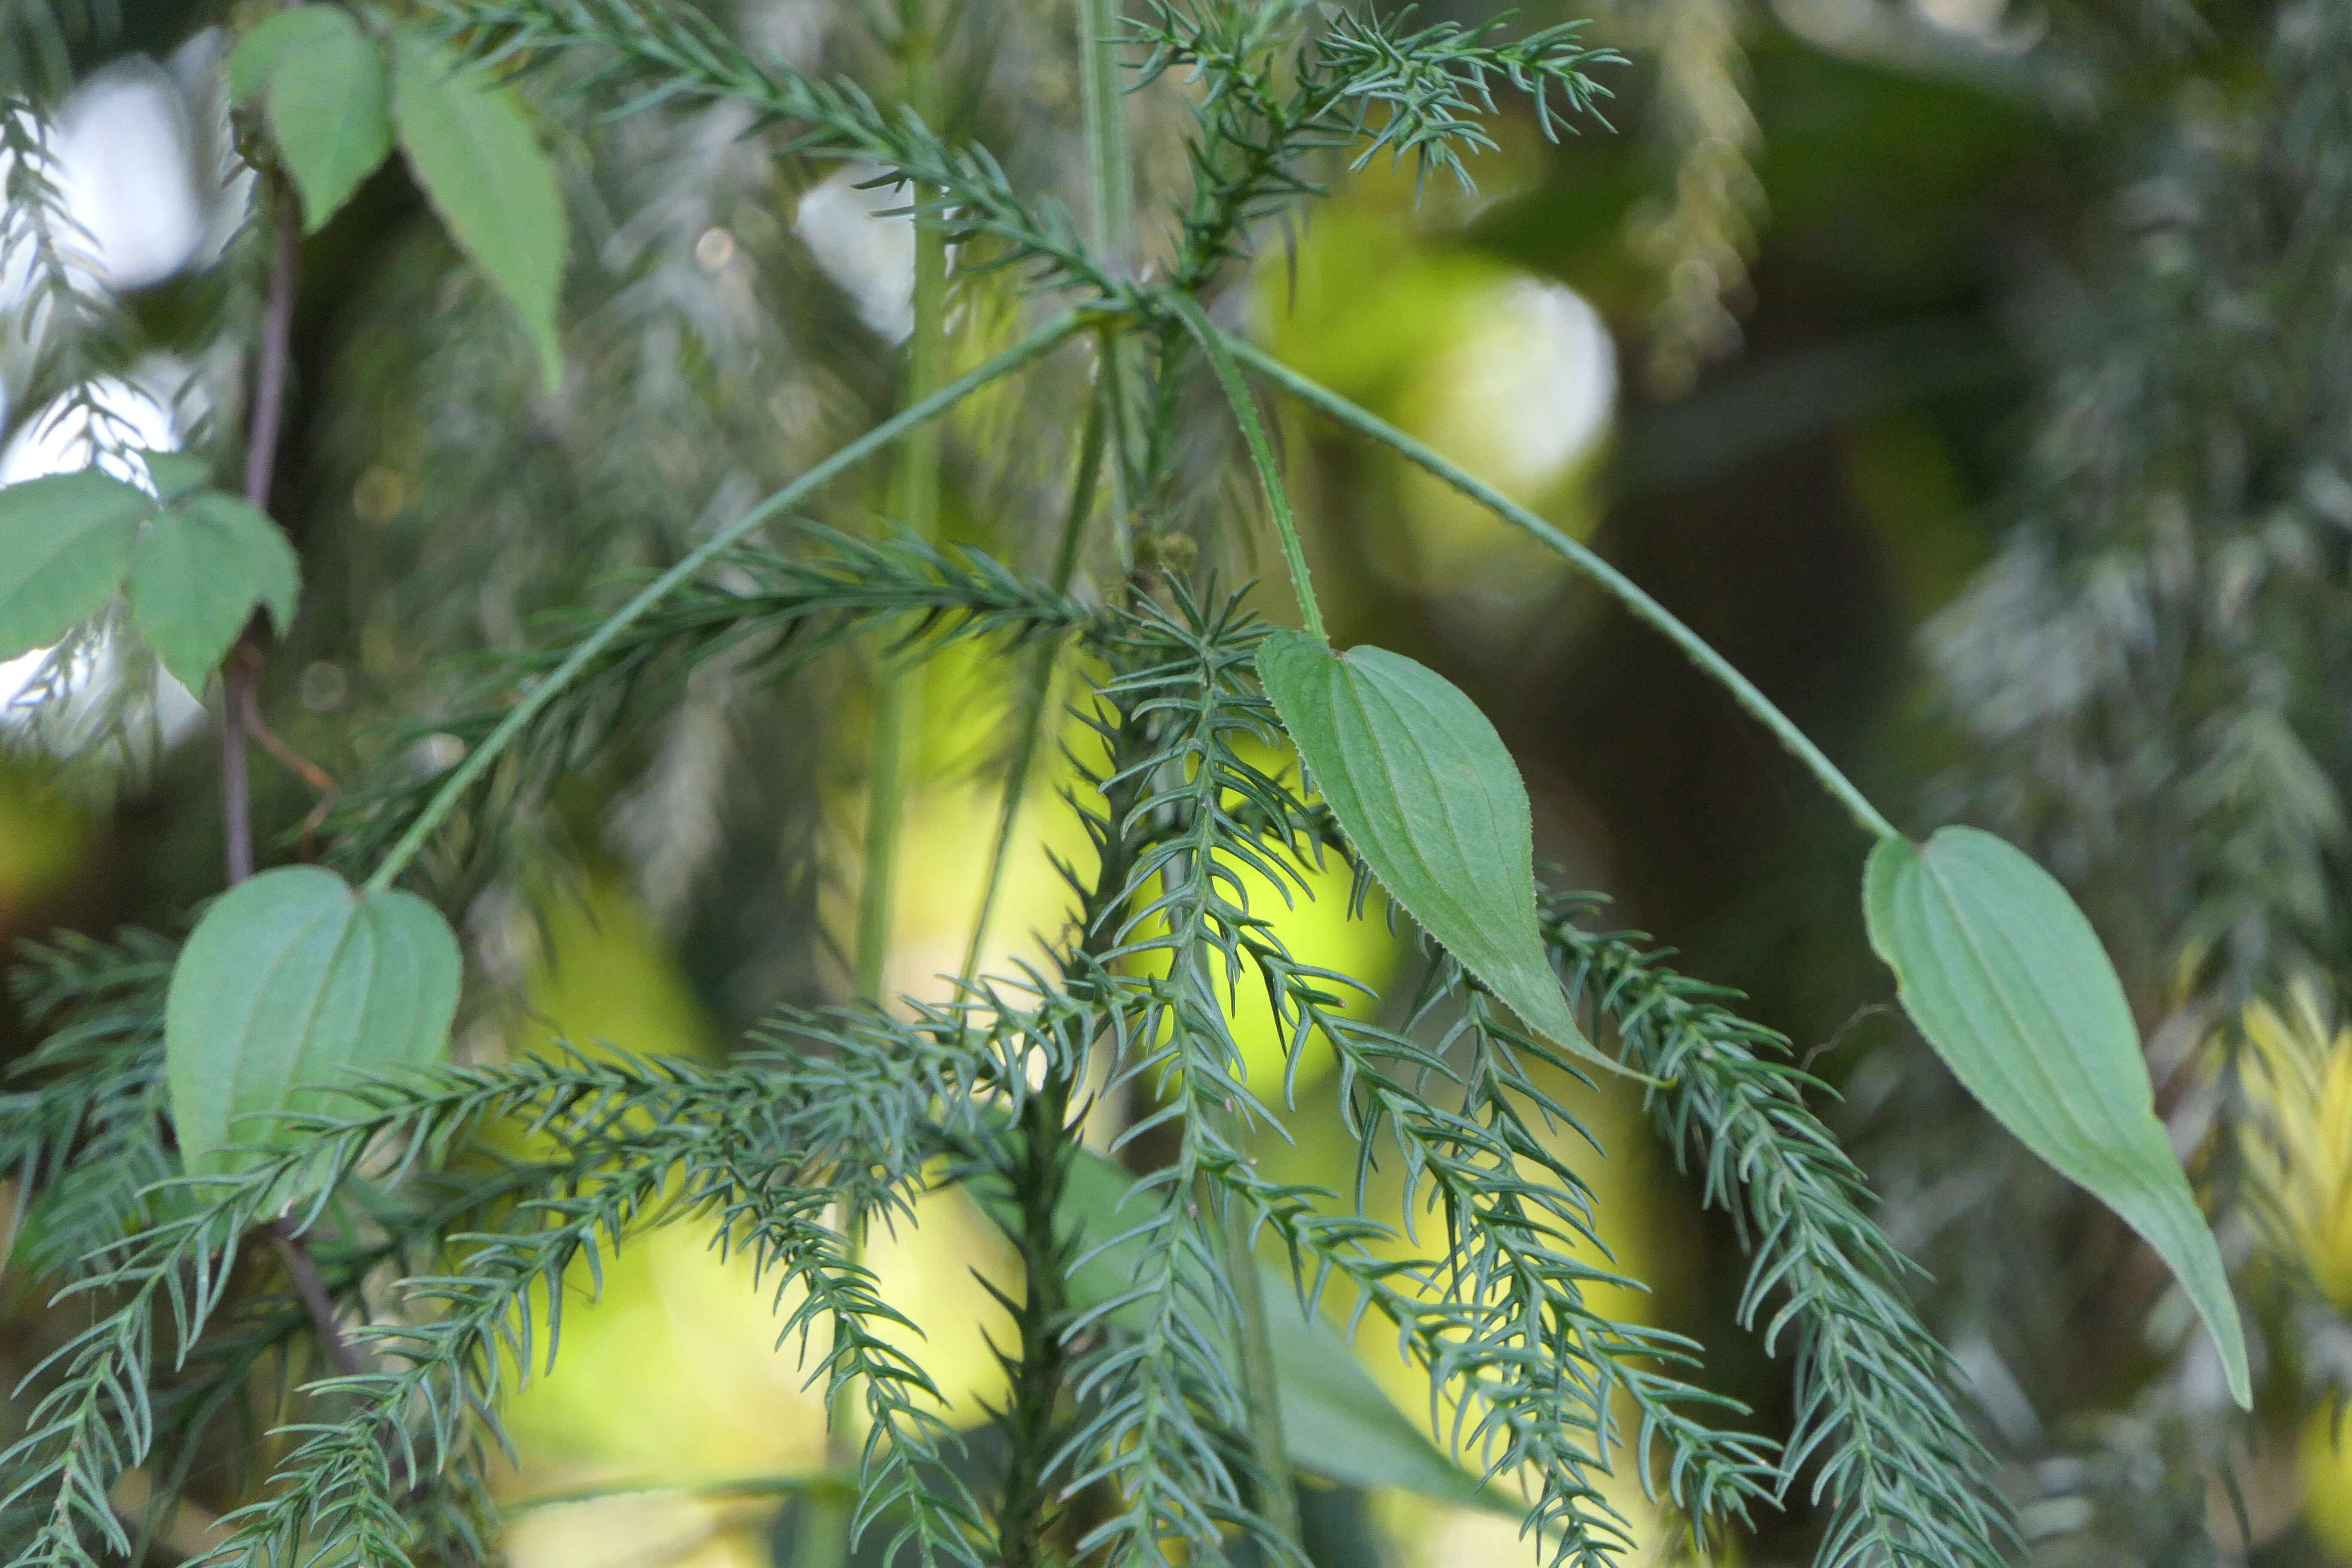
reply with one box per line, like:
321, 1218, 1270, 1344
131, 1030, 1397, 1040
1221, 334, 1901, 842
1166, 295, 1324, 644
218, 184, 374, 1394
361, 309, 1092, 894
269, 1219, 366, 1379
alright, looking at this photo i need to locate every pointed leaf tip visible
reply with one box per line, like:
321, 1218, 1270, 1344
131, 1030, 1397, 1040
165, 865, 461, 1176
391, 35, 567, 392
1257, 631, 1599, 1064
1865, 826, 2251, 1408
262, 8, 393, 232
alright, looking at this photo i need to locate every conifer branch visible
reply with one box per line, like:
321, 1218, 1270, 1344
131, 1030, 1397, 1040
1544, 898, 2013, 1568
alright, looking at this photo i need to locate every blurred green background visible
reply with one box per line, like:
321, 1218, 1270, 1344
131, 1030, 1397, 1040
7, 0, 2352, 1564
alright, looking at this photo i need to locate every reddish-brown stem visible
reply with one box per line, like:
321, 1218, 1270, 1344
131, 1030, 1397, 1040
270, 1218, 365, 1378
220, 664, 253, 884
244, 207, 298, 513
236, 645, 338, 857
227, 188, 361, 1378
220, 193, 298, 886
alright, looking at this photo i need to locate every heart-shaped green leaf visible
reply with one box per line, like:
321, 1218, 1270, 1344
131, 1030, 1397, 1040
165, 864, 461, 1176
261, 7, 392, 232
1865, 826, 2251, 1407
126, 490, 302, 690
391, 35, 567, 392
1257, 630, 1583, 1054
0, 471, 153, 660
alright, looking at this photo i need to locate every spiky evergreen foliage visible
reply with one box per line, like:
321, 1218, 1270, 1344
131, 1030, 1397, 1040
1544, 899, 2010, 1568
1128, 0, 1617, 285
322, 528, 1093, 891
429, 0, 1118, 299
2, 931, 175, 1276
0, 587, 2008, 1568
0, 2, 2018, 1566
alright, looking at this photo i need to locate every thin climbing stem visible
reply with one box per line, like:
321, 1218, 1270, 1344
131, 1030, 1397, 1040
220, 198, 299, 886
823, 16, 958, 1568
360, 310, 1091, 897
959, 398, 1103, 985
1078, 0, 1142, 551
1223, 332, 1902, 841
1079, 0, 1131, 258
227, 186, 371, 1385
854, 0, 957, 1005
1208, 1138, 1301, 1552
1168, 296, 1326, 644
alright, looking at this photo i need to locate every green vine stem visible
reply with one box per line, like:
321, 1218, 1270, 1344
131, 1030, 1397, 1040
1078, 0, 1142, 543
831, 11, 955, 1561
959, 398, 1104, 985
1169, 296, 1327, 645
854, 2, 957, 1005
1221, 331, 1902, 842
1078, 0, 1131, 257
360, 310, 1092, 896
1210, 1145, 1303, 1552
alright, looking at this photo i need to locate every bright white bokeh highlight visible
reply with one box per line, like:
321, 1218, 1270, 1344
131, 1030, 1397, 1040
793, 165, 916, 342
37, 67, 206, 291
1422, 277, 1616, 496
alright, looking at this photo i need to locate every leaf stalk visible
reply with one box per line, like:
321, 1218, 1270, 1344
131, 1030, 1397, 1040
1220, 332, 1901, 840
1168, 295, 1326, 645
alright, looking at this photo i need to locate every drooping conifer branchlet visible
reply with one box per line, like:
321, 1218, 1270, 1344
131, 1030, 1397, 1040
324, 527, 1095, 894
1544, 898, 2013, 1568
1132, 1, 1618, 286
427, 0, 1121, 300
1065, 597, 1782, 1566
